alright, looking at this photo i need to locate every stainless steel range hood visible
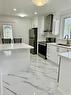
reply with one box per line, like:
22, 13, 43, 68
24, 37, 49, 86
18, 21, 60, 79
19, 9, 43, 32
43, 14, 53, 33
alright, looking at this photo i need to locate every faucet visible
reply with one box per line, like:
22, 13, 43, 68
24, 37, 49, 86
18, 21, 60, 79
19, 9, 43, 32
64, 35, 70, 45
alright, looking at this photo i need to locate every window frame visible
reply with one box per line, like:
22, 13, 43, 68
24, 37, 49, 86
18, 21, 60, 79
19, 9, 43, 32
60, 12, 71, 39
63, 16, 71, 39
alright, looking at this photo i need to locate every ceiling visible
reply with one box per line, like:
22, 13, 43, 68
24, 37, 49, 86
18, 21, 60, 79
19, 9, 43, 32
0, 0, 71, 17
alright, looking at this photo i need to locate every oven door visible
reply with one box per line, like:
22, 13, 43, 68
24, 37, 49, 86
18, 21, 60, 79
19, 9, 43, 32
38, 44, 47, 59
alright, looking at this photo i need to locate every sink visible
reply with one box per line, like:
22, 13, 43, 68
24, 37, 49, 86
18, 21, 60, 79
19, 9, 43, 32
57, 43, 71, 46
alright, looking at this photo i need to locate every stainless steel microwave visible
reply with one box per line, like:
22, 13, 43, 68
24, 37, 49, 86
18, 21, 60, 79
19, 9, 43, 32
46, 37, 56, 43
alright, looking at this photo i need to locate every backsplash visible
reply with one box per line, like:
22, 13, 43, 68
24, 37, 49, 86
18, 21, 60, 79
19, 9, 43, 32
44, 32, 57, 38
56, 39, 71, 44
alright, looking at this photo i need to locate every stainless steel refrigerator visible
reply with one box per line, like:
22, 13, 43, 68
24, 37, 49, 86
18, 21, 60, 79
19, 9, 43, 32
29, 28, 37, 54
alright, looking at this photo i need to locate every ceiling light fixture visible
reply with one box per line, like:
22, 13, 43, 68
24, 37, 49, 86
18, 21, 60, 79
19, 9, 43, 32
32, 0, 48, 6
13, 8, 17, 11
17, 13, 28, 17
34, 12, 37, 14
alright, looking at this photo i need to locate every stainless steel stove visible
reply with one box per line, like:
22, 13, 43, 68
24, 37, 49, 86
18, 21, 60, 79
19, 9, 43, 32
38, 38, 56, 59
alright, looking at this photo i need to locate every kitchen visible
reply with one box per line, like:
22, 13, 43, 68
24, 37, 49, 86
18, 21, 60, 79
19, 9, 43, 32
0, 0, 71, 95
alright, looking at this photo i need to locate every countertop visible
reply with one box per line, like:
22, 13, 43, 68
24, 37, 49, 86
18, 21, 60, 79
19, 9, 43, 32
59, 52, 71, 59
47, 43, 71, 49
0, 43, 33, 51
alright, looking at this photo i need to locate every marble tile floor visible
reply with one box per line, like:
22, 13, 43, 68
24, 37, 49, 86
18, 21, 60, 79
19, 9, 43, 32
2, 54, 61, 95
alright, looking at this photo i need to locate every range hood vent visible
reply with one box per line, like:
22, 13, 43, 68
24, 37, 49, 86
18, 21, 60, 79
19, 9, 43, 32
44, 14, 53, 32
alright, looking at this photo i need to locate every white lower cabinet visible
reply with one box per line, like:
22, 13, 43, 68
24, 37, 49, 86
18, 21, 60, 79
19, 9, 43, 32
47, 44, 58, 64
47, 44, 71, 64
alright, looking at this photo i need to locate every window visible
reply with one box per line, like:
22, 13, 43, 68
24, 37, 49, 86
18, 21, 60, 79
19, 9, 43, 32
3, 25, 13, 39
63, 17, 71, 39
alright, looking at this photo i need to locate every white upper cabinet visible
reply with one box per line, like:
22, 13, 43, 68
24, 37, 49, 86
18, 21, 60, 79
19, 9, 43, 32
52, 15, 60, 35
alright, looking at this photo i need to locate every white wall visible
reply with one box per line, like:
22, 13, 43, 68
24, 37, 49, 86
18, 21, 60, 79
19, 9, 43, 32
31, 16, 38, 28
0, 16, 32, 44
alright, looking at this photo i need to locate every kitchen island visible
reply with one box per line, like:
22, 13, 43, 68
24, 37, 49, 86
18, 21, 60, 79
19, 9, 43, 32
0, 43, 33, 73
0, 43, 33, 95
58, 52, 71, 95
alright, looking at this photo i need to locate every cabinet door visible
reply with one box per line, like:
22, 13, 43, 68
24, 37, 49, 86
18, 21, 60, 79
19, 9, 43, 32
47, 45, 58, 63
52, 19, 59, 35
